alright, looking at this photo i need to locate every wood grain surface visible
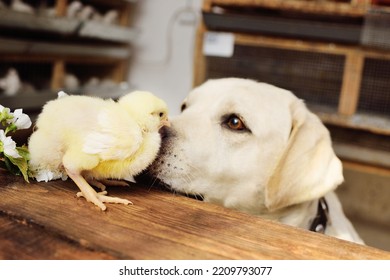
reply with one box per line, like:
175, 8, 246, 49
0, 171, 389, 260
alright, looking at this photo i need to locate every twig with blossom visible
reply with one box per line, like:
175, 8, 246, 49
0, 104, 31, 182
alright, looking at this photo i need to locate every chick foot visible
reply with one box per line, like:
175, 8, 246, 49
77, 190, 132, 211
87, 178, 130, 191
99, 179, 130, 187
87, 178, 107, 191
65, 168, 131, 211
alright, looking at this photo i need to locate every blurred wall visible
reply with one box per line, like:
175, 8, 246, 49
128, 0, 202, 116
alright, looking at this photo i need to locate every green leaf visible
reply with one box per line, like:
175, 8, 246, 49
16, 146, 30, 161
5, 123, 17, 135
0, 108, 13, 127
4, 156, 20, 175
6, 154, 30, 183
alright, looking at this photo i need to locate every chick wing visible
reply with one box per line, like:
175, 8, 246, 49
82, 105, 143, 161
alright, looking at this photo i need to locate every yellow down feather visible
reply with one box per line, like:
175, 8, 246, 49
28, 91, 169, 210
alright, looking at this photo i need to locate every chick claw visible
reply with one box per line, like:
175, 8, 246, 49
77, 190, 133, 211
87, 179, 130, 191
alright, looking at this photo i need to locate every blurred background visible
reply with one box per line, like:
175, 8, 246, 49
0, 0, 388, 251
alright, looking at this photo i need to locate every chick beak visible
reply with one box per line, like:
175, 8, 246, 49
159, 118, 170, 129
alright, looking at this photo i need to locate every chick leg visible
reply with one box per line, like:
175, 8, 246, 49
86, 178, 130, 190
86, 178, 107, 191
66, 169, 107, 211
63, 152, 131, 211
99, 179, 130, 187
67, 170, 132, 210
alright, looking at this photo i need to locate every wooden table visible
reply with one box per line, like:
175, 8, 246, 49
0, 170, 389, 260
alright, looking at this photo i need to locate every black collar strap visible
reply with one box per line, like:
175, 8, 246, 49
309, 197, 330, 234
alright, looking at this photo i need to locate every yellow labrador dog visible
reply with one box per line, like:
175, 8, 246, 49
149, 78, 364, 244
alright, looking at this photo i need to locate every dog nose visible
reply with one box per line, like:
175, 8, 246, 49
159, 125, 173, 140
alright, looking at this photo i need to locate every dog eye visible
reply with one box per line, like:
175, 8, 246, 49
223, 114, 249, 132
227, 116, 245, 130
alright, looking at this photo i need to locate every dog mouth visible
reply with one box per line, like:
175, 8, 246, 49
135, 126, 204, 201
134, 169, 204, 201
134, 169, 170, 191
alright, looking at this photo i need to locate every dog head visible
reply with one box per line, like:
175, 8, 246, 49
149, 78, 343, 215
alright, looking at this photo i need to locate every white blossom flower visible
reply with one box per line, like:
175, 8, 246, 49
34, 169, 67, 182
57, 90, 69, 98
0, 129, 21, 158
34, 170, 55, 182
0, 105, 12, 121
11, 108, 32, 129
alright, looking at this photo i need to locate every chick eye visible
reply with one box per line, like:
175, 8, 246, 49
159, 112, 164, 118
223, 114, 249, 132
180, 103, 187, 112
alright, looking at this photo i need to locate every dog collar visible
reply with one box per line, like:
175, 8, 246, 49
309, 197, 330, 234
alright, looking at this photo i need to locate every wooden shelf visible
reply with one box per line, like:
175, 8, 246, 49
0, 10, 78, 35
311, 105, 390, 136
203, 11, 362, 44
0, 0, 136, 112
195, 0, 390, 170
0, 87, 130, 112
0, 91, 57, 111
204, 0, 376, 17
196, 31, 390, 120
78, 21, 137, 43
0, 37, 131, 59
0, 9, 137, 44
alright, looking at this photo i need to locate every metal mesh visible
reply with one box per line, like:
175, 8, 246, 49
357, 58, 390, 117
65, 63, 117, 85
0, 62, 52, 91
206, 44, 344, 108
361, 8, 390, 50
328, 125, 390, 152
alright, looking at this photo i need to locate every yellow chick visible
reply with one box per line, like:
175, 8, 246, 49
28, 91, 169, 211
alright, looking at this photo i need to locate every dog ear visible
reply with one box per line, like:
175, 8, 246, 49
265, 99, 343, 212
